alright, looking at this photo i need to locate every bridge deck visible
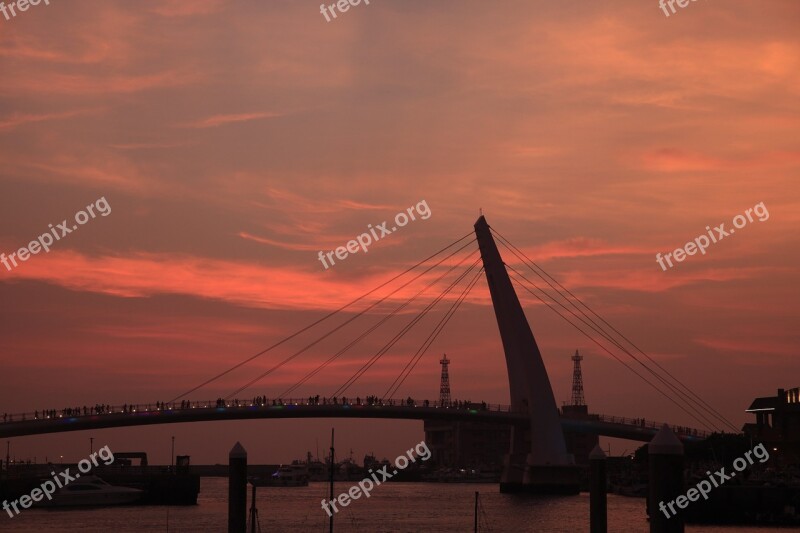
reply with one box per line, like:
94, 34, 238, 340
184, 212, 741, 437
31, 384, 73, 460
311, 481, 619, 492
0, 399, 711, 442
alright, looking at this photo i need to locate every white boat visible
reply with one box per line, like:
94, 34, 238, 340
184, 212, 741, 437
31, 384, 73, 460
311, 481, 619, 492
250, 464, 309, 487
38, 475, 143, 507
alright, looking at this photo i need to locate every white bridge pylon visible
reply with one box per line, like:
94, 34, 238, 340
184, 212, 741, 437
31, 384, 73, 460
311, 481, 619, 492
474, 216, 578, 493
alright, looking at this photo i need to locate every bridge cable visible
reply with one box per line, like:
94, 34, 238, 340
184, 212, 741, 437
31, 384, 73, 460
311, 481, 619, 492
278, 247, 481, 399
168, 231, 474, 403
506, 268, 719, 432
492, 228, 738, 433
224, 239, 479, 400
499, 257, 725, 432
330, 258, 483, 398
505, 264, 723, 433
331, 258, 482, 398
383, 267, 484, 400
493, 227, 737, 431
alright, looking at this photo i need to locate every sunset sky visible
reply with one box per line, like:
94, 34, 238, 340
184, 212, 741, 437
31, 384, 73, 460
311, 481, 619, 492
1, 0, 798, 465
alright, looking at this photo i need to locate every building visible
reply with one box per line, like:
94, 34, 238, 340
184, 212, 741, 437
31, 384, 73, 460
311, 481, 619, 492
423, 417, 510, 473
744, 387, 800, 463
423, 355, 509, 475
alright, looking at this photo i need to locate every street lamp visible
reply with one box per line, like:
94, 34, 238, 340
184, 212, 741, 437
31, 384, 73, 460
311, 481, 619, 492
171, 436, 175, 468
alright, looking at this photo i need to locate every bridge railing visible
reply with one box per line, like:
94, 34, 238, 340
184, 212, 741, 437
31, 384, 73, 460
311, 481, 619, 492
0, 402, 710, 438
593, 413, 711, 439
3, 402, 711, 438
1, 398, 520, 424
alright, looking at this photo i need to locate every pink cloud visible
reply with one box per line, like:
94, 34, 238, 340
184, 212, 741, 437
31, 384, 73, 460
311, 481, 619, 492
181, 112, 283, 129
507, 238, 647, 262
558, 266, 778, 293
20, 157, 162, 193
148, 0, 227, 17
0, 109, 101, 131
695, 336, 797, 358
109, 141, 193, 150
0, 70, 199, 96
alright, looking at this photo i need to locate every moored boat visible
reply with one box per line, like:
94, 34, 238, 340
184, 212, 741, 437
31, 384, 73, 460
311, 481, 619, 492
250, 463, 309, 487
37, 475, 143, 507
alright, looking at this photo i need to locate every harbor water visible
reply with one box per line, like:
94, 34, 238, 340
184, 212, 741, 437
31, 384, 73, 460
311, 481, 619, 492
1, 478, 789, 532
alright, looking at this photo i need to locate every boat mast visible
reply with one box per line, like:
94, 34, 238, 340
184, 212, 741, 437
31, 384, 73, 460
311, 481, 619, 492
329, 428, 335, 533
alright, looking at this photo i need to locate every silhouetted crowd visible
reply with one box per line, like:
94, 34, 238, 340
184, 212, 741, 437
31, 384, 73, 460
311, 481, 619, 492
1, 396, 498, 424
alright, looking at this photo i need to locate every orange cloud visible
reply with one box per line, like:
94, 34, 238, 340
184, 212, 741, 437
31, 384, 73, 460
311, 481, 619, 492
638, 148, 800, 173
0, 250, 481, 312
238, 231, 323, 252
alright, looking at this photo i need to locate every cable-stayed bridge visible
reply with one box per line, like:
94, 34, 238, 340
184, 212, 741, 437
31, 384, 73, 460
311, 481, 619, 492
0, 216, 739, 494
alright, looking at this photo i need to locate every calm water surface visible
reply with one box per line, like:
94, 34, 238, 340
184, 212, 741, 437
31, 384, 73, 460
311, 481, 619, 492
0, 478, 790, 532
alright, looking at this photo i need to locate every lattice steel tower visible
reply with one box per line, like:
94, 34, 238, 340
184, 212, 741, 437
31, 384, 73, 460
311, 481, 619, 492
439, 354, 451, 405
570, 350, 585, 406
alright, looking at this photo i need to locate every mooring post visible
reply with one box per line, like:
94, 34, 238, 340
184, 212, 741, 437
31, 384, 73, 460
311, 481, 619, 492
474, 491, 479, 532
229, 442, 247, 533
589, 444, 607, 533
648, 425, 684, 533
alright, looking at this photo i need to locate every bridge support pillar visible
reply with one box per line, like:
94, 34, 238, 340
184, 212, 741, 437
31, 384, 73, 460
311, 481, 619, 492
499, 424, 527, 488
648, 425, 684, 533
589, 445, 607, 533
500, 426, 581, 494
499, 453, 528, 488
228, 442, 247, 533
